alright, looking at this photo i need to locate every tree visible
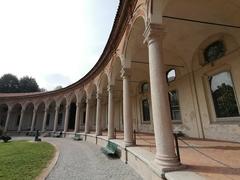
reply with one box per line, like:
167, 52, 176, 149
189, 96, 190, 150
0, 74, 19, 93
19, 76, 40, 93
0, 74, 41, 93
54, 85, 63, 90
40, 88, 47, 92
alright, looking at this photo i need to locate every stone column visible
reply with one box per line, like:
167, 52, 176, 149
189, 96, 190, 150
42, 106, 49, 132
53, 105, 60, 132
144, 23, 179, 168
95, 93, 102, 136
121, 68, 134, 146
74, 102, 80, 133
4, 106, 12, 133
107, 85, 115, 139
17, 107, 26, 132
85, 99, 91, 134
30, 108, 37, 132
63, 104, 70, 133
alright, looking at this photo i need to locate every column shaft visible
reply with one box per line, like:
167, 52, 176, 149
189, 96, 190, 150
144, 24, 179, 167
30, 109, 37, 132
108, 86, 115, 139
64, 104, 70, 133
53, 106, 59, 132
85, 99, 90, 134
4, 108, 12, 133
17, 108, 25, 132
121, 68, 134, 146
42, 107, 48, 132
74, 103, 80, 133
95, 94, 102, 136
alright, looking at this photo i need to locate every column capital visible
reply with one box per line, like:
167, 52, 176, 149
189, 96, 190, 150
66, 104, 70, 109
44, 105, 49, 111
121, 68, 131, 79
86, 98, 91, 105
33, 107, 38, 113
7, 105, 13, 112
21, 107, 26, 113
96, 93, 103, 100
55, 106, 60, 111
143, 23, 166, 45
107, 85, 114, 93
76, 102, 81, 108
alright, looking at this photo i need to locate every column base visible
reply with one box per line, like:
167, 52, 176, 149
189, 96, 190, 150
154, 154, 182, 170
108, 133, 115, 140
96, 132, 102, 136
124, 140, 135, 147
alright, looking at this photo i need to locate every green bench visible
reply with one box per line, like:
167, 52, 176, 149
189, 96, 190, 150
101, 141, 118, 157
72, 134, 83, 141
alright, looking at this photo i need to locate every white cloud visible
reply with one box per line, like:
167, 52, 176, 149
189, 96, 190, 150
0, 0, 119, 91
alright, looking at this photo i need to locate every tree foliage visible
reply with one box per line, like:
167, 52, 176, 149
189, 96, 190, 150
54, 85, 63, 90
0, 74, 40, 93
19, 76, 40, 93
0, 74, 19, 93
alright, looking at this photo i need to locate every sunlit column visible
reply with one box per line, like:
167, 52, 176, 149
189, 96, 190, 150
74, 102, 80, 133
85, 99, 91, 134
144, 23, 180, 168
30, 107, 37, 132
63, 103, 70, 133
17, 107, 26, 132
42, 106, 49, 132
107, 85, 115, 139
53, 105, 60, 132
95, 93, 102, 136
121, 68, 134, 146
4, 106, 12, 133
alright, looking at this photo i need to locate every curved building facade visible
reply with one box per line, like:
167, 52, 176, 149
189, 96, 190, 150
1, 0, 240, 178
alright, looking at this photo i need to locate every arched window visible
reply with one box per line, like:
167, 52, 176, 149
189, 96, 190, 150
209, 71, 239, 118
140, 82, 149, 93
168, 90, 181, 121
204, 40, 225, 64
142, 98, 150, 123
167, 69, 176, 83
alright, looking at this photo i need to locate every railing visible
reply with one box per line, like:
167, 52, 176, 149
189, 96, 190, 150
173, 133, 181, 163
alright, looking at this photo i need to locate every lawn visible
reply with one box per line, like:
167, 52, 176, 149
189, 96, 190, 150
0, 140, 55, 180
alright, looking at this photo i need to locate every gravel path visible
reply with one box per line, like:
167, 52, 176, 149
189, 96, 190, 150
45, 138, 142, 180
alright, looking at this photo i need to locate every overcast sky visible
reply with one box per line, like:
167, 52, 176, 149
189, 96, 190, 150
0, 0, 119, 91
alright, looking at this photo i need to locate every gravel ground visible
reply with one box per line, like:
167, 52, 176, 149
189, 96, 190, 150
45, 138, 142, 180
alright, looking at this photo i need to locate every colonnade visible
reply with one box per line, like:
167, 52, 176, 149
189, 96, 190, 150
1, 22, 180, 168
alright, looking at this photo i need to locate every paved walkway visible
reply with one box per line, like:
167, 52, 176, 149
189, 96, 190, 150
99, 131, 240, 180
45, 138, 142, 180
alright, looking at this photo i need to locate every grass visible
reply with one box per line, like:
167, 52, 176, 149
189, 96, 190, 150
0, 140, 55, 180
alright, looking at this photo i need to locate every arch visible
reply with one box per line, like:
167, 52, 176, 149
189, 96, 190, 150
56, 97, 67, 131
192, 33, 239, 71
22, 102, 34, 131
110, 56, 122, 84
67, 93, 77, 131
98, 72, 109, 94
123, 16, 147, 68
34, 102, 45, 131
7, 103, 22, 131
